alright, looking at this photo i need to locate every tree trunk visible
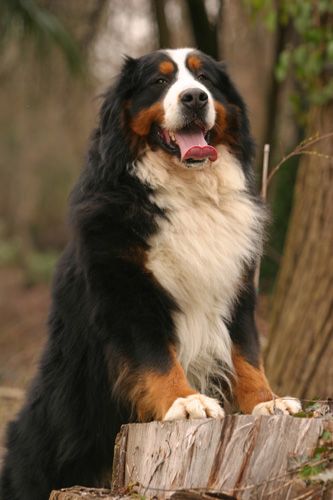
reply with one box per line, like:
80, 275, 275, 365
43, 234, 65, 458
265, 102, 333, 398
151, 0, 172, 49
50, 417, 333, 499
185, 0, 220, 59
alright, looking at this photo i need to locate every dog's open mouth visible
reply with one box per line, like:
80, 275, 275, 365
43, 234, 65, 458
155, 124, 218, 166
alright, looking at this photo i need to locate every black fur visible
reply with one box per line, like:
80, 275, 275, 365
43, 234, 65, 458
1, 50, 262, 500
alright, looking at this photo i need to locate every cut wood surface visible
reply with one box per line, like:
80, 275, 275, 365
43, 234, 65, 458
51, 415, 333, 499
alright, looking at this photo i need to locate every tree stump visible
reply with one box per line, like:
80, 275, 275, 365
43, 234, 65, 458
50, 415, 333, 499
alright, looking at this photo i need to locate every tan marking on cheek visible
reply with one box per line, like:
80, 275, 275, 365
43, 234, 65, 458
211, 101, 228, 145
130, 102, 164, 136
232, 350, 274, 414
119, 101, 146, 155
187, 54, 202, 71
211, 101, 242, 149
159, 60, 175, 75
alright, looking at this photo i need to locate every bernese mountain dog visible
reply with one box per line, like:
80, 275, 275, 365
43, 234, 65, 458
0, 48, 301, 500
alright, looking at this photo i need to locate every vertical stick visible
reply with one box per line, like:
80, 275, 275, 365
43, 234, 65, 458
261, 144, 270, 200
254, 144, 270, 292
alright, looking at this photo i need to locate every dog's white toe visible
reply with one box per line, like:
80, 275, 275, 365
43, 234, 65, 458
163, 394, 225, 421
252, 397, 302, 416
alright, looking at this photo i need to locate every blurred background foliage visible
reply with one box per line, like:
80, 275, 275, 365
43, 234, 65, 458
0, 0, 84, 74
0, 0, 332, 286
0, 0, 331, 292
0, 0, 288, 287
0, 0, 332, 398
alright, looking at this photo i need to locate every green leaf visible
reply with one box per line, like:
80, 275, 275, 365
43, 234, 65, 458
321, 430, 332, 442
319, 0, 333, 14
265, 9, 277, 31
313, 446, 328, 459
276, 49, 291, 81
243, 0, 333, 107
293, 411, 309, 418
327, 40, 333, 59
310, 80, 333, 105
299, 464, 325, 479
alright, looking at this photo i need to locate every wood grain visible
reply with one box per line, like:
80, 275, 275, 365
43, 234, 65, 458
50, 416, 333, 499
113, 416, 332, 499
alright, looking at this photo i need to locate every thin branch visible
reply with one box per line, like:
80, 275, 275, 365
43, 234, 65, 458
261, 143, 271, 200
267, 131, 333, 187
254, 143, 270, 291
254, 132, 333, 292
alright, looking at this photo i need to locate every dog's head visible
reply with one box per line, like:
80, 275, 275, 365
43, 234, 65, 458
99, 48, 253, 171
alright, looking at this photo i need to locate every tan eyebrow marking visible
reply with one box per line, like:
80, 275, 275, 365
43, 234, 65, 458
159, 60, 175, 75
187, 54, 202, 71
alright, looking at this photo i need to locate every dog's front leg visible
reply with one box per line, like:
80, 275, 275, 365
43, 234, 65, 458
114, 347, 224, 421
229, 274, 301, 416
232, 351, 302, 415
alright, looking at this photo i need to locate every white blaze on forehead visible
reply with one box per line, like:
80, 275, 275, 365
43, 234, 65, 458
165, 48, 194, 78
163, 48, 216, 131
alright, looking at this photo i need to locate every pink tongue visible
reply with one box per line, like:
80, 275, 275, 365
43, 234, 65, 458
174, 128, 217, 162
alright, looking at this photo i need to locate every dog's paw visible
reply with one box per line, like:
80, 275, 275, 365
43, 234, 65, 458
252, 397, 302, 416
163, 394, 225, 421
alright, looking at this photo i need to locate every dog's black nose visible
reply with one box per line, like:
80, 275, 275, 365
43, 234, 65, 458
180, 88, 208, 110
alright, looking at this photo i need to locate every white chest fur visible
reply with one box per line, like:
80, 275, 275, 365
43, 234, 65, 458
134, 148, 264, 396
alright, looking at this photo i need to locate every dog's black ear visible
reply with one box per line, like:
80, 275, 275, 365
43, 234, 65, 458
121, 55, 138, 83
96, 56, 140, 173
100, 56, 138, 136
71, 56, 141, 201
214, 60, 255, 169
215, 61, 248, 111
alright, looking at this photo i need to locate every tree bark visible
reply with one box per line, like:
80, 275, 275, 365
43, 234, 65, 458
50, 417, 333, 499
185, 0, 220, 59
265, 102, 333, 398
151, 0, 172, 49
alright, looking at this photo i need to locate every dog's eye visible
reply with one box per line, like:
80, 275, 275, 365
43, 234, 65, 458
197, 74, 209, 82
154, 78, 168, 85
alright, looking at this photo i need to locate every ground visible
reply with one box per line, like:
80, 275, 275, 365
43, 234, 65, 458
0, 267, 49, 464
0, 266, 270, 465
